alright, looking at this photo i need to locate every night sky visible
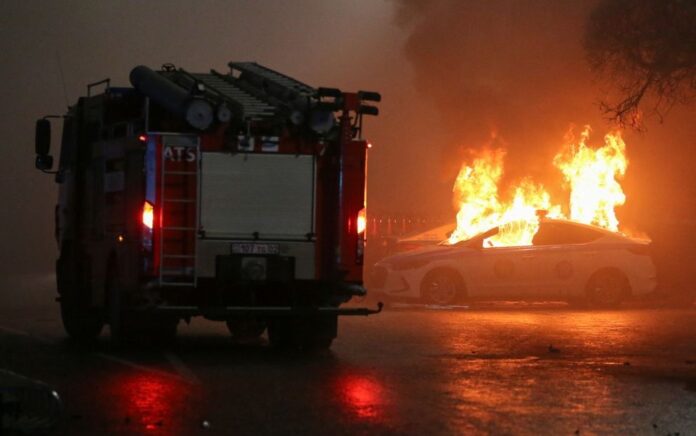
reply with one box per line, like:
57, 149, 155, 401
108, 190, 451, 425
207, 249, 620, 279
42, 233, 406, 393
1, 0, 694, 275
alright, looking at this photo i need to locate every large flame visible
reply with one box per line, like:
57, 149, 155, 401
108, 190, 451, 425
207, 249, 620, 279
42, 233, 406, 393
553, 127, 627, 232
449, 126, 629, 246
448, 148, 505, 245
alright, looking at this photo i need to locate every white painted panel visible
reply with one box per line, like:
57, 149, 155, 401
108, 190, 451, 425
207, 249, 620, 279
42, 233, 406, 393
200, 153, 314, 239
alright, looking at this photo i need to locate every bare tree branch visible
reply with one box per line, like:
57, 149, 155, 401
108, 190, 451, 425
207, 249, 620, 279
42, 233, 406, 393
584, 0, 696, 128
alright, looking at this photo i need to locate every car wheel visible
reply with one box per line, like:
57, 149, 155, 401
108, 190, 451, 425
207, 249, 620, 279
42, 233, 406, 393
586, 269, 629, 309
421, 269, 462, 306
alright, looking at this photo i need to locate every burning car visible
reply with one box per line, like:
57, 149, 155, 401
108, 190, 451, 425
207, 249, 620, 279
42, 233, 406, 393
370, 216, 656, 307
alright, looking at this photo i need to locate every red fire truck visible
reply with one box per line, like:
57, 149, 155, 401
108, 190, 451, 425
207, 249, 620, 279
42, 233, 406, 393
34, 62, 382, 349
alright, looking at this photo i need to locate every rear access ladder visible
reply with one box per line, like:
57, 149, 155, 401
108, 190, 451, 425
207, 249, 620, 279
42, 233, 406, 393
159, 136, 199, 287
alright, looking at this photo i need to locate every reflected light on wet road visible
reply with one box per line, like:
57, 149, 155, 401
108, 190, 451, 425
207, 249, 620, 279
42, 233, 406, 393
424, 308, 690, 433
335, 374, 385, 420
106, 372, 192, 433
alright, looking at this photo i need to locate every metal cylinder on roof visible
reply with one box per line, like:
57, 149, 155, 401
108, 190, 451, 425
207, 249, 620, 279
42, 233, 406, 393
129, 65, 214, 130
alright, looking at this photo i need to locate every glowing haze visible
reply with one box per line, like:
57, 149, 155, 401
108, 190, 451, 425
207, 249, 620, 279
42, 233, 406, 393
448, 126, 629, 246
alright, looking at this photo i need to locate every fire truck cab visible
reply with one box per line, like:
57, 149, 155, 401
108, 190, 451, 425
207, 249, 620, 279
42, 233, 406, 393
34, 62, 381, 349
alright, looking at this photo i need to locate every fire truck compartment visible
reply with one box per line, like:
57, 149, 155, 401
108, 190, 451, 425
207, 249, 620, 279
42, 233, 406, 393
200, 153, 315, 239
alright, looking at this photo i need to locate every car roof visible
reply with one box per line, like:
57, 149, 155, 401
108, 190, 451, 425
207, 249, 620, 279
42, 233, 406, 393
540, 217, 614, 233
394, 217, 646, 246
535, 218, 649, 244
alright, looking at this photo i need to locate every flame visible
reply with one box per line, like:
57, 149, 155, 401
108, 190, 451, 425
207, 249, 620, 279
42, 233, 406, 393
448, 150, 561, 246
553, 127, 627, 232
449, 126, 630, 246
448, 148, 505, 245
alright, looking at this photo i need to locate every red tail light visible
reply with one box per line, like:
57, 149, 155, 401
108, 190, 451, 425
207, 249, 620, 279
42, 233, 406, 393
356, 208, 366, 265
357, 208, 366, 235
142, 201, 156, 272
142, 201, 154, 229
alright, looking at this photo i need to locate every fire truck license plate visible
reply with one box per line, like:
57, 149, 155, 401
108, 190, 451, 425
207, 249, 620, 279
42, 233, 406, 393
230, 242, 280, 255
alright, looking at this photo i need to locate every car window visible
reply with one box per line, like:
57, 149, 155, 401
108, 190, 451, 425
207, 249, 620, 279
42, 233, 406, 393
532, 222, 603, 245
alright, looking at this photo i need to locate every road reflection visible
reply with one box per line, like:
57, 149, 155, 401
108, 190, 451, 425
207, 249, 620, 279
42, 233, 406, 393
334, 373, 386, 420
103, 372, 194, 434
430, 308, 661, 433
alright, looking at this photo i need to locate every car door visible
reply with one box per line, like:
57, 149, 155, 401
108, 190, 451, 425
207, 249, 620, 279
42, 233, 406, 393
521, 243, 571, 298
462, 244, 535, 298
530, 222, 606, 298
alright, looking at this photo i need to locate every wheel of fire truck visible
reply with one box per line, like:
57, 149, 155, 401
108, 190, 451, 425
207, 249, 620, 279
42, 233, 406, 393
267, 316, 336, 351
105, 266, 130, 344
225, 317, 266, 343
106, 263, 178, 345
586, 268, 630, 309
57, 245, 104, 343
420, 268, 465, 306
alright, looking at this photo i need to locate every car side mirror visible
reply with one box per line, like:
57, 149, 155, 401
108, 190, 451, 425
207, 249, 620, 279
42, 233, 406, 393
35, 118, 53, 171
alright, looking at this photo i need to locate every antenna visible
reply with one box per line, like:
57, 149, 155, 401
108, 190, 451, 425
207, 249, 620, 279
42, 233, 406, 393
55, 51, 69, 108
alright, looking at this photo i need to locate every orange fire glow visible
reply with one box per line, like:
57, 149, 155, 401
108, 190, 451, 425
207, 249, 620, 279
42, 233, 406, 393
449, 126, 629, 246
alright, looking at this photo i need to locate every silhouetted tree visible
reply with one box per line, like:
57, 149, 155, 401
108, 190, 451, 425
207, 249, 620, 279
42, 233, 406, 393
584, 0, 696, 128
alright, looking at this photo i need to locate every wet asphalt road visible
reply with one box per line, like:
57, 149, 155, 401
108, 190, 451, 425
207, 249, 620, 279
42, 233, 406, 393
0, 274, 695, 435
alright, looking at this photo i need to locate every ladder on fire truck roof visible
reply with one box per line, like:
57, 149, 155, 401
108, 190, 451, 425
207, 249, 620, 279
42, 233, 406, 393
159, 136, 199, 287
175, 69, 277, 120
228, 62, 316, 97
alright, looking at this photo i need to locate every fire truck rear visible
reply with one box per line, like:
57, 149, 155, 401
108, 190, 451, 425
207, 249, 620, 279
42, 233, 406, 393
34, 62, 382, 349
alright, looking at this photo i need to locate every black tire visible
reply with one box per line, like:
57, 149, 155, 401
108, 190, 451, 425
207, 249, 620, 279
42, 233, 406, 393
225, 317, 266, 343
420, 269, 463, 306
267, 319, 293, 349
304, 334, 334, 350
106, 267, 178, 345
59, 296, 104, 343
106, 267, 128, 344
143, 316, 179, 344
57, 246, 103, 343
267, 316, 335, 351
586, 269, 630, 309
